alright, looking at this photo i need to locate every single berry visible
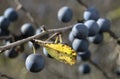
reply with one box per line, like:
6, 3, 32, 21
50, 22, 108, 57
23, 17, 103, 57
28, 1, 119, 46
83, 7, 100, 20
28, 41, 33, 48
25, 54, 45, 73
58, 6, 73, 23
115, 67, 120, 76
88, 33, 103, 44
97, 18, 111, 32
21, 23, 35, 38
71, 23, 88, 39
78, 63, 91, 74
72, 38, 89, 52
28, 41, 40, 49
4, 7, 18, 22
77, 55, 82, 62
34, 43, 40, 49
78, 50, 91, 61
35, 26, 49, 39
43, 47, 53, 58
0, 29, 10, 36
0, 16, 10, 30
68, 31, 75, 42
14, 34, 24, 41
4, 48, 18, 58
84, 20, 99, 36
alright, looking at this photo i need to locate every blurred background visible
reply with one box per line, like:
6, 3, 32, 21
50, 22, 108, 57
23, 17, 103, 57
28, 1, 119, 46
0, 0, 120, 79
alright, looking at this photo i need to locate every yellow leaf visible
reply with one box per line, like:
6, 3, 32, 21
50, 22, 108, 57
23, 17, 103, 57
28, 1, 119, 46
34, 39, 77, 65
45, 43, 77, 65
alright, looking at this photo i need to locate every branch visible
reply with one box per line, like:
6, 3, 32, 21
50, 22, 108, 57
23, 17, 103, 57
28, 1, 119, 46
76, 0, 88, 9
108, 30, 120, 45
0, 35, 12, 40
108, 30, 119, 39
89, 59, 112, 79
0, 25, 73, 53
15, 0, 39, 28
0, 72, 14, 79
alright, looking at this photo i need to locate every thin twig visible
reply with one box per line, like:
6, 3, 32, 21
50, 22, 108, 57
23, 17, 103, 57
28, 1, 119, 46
89, 59, 112, 79
14, 0, 39, 28
45, 32, 60, 41
76, 0, 88, 9
108, 30, 120, 45
108, 30, 118, 39
0, 25, 73, 53
0, 72, 14, 79
0, 35, 12, 40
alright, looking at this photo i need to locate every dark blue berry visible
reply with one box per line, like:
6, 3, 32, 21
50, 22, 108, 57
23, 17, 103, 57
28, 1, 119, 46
115, 67, 120, 76
25, 54, 45, 73
72, 38, 89, 52
58, 6, 73, 23
35, 26, 49, 39
43, 47, 53, 58
4, 48, 18, 58
68, 31, 75, 42
78, 63, 91, 74
0, 16, 10, 30
83, 7, 100, 20
97, 18, 111, 32
4, 8, 18, 22
0, 29, 10, 36
84, 20, 99, 36
21, 23, 35, 38
78, 50, 91, 61
88, 33, 103, 44
71, 23, 88, 39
